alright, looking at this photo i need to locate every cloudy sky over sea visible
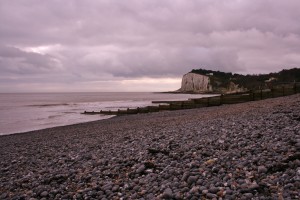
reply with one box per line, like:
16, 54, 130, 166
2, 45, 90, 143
1, 0, 300, 92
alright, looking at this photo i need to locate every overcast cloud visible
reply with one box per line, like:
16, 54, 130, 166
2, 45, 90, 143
1, 0, 300, 92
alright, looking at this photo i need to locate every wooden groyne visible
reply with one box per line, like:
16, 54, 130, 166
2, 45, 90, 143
83, 82, 300, 116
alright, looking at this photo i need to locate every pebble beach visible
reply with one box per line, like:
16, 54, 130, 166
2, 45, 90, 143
0, 94, 299, 200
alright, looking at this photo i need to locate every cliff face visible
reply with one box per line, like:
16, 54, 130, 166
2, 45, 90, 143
178, 73, 212, 93
177, 72, 246, 93
177, 68, 300, 94
191, 68, 300, 90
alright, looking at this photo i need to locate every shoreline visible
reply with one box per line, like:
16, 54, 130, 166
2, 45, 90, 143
0, 116, 116, 137
0, 92, 212, 136
0, 93, 295, 138
0, 94, 299, 199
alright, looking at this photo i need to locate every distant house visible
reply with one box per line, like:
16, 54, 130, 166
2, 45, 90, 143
206, 73, 214, 76
265, 77, 277, 82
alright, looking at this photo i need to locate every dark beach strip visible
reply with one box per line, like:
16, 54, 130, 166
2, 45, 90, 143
0, 94, 299, 199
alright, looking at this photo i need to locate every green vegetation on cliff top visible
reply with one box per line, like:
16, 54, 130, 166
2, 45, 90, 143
191, 68, 300, 90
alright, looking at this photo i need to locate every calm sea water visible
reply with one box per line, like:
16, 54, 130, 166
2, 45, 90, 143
0, 92, 211, 135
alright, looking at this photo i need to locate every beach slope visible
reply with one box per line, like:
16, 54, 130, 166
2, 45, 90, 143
0, 94, 299, 199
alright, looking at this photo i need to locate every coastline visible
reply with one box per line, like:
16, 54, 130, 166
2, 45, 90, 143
0, 94, 299, 199
0, 92, 212, 135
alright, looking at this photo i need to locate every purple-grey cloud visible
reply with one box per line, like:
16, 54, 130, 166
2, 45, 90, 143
0, 45, 62, 75
0, 0, 300, 92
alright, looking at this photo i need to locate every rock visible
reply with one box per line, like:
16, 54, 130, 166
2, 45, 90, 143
243, 193, 254, 199
249, 182, 259, 190
162, 188, 173, 199
208, 187, 219, 194
258, 166, 268, 173
206, 193, 218, 198
226, 189, 233, 195
0, 193, 8, 199
146, 193, 155, 199
190, 186, 199, 194
102, 183, 112, 191
40, 191, 48, 197
187, 176, 198, 185
133, 185, 140, 192
112, 185, 119, 192
202, 189, 209, 194
174, 192, 182, 199
204, 159, 216, 165
295, 142, 300, 150
217, 190, 225, 197
136, 165, 146, 174
182, 172, 189, 181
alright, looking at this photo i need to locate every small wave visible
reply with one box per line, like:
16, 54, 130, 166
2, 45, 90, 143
48, 115, 62, 119
105, 106, 133, 109
28, 103, 69, 107
62, 111, 77, 114
36, 118, 45, 120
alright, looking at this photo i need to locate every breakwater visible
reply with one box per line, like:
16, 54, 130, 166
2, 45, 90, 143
83, 82, 300, 115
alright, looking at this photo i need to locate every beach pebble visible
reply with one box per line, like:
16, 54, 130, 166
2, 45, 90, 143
162, 188, 173, 199
112, 185, 119, 192
136, 165, 146, 174
243, 193, 254, 199
209, 187, 219, 194
40, 191, 48, 197
206, 193, 218, 199
182, 172, 189, 181
0, 193, 8, 199
258, 166, 268, 173
187, 176, 198, 185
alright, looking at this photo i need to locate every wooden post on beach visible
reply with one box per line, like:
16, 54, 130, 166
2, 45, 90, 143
207, 97, 210, 107
220, 94, 223, 105
294, 83, 297, 94
282, 86, 285, 96
271, 88, 274, 98
251, 90, 255, 101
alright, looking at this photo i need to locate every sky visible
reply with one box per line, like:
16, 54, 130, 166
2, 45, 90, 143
1, 0, 300, 92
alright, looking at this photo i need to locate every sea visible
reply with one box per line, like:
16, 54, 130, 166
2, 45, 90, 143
0, 92, 212, 135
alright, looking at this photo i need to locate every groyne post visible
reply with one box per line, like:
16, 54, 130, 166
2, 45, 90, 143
282, 86, 285, 96
271, 88, 274, 98
251, 90, 255, 101
260, 89, 263, 100
220, 94, 223, 105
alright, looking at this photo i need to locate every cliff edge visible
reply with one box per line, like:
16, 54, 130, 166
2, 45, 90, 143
178, 73, 212, 93
177, 68, 300, 94
177, 72, 244, 94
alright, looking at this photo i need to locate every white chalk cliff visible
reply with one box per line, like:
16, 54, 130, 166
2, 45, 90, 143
178, 73, 213, 93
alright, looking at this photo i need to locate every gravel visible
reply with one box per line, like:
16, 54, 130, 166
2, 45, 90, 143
0, 94, 300, 199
